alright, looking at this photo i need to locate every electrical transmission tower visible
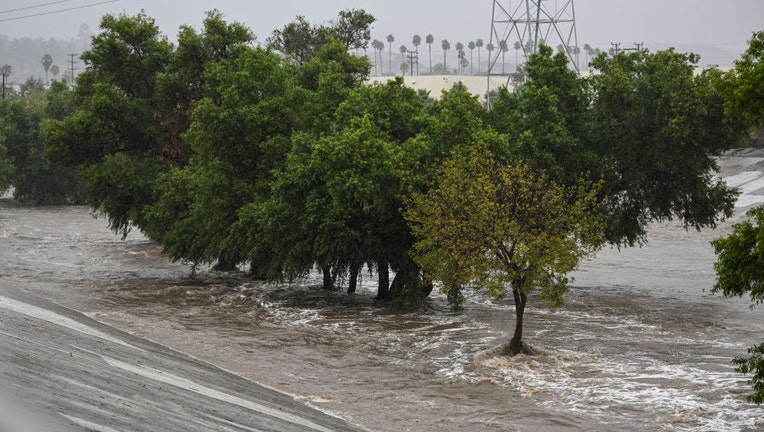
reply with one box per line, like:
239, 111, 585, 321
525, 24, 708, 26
486, 0, 579, 103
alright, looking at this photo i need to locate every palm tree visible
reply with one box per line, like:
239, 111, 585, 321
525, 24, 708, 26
441, 39, 450, 74
455, 42, 464, 74
399, 44, 408, 75
386, 34, 395, 76
573, 46, 581, 69
41, 53, 53, 85
499, 40, 509, 74
583, 43, 591, 68
377, 40, 386, 75
412, 34, 422, 75
455, 42, 464, 73
524, 39, 534, 55
486, 42, 494, 74
514, 41, 522, 68
475, 39, 484, 74
467, 41, 476, 75
372, 39, 383, 75
426, 34, 434, 74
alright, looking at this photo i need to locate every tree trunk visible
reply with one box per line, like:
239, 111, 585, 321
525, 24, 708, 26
347, 262, 360, 294
321, 264, 334, 290
508, 286, 528, 355
376, 259, 390, 300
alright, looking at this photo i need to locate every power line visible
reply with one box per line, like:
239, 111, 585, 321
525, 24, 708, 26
0, 0, 120, 23
0, 1, 73, 15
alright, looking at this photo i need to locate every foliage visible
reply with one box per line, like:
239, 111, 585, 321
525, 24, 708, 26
730, 31, 764, 127
268, 10, 375, 65
588, 49, 740, 246
710, 30, 764, 405
145, 45, 296, 269
732, 343, 764, 404
711, 208, 764, 404
406, 145, 603, 352
30, 10, 750, 330
0, 137, 12, 194
712, 206, 764, 305
0, 82, 80, 204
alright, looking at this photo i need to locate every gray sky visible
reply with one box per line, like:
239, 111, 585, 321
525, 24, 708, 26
1, 0, 762, 65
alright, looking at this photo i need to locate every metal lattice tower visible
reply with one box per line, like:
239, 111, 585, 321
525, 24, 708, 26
487, 0, 579, 99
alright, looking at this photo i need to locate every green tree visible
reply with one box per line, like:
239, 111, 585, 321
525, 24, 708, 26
0, 82, 80, 204
406, 146, 603, 355
729, 31, 764, 127
146, 44, 296, 270
331, 9, 375, 52
242, 77, 428, 298
710, 30, 764, 405
43, 11, 174, 234
269, 10, 375, 66
0, 137, 12, 194
19, 77, 45, 99
588, 49, 741, 246
711, 207, 764, 403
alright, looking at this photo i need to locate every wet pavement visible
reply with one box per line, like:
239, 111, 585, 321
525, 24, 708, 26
0, 284, 363, 432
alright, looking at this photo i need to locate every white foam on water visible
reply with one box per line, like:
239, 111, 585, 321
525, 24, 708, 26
476, 351, 760, 431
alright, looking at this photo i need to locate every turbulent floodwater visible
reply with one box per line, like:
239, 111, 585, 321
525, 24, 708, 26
1, 201, 763, 432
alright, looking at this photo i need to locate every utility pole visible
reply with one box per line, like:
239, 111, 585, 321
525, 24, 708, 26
610, 42, 645, 56
406, 50, 419, 77
68, 53, 78, 85
0, 65, 10, 100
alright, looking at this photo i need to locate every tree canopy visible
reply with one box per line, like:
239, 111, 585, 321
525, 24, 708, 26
36, 10, 752, 357
406, 146, 603, 354
711, 30, 764, 404
0, 79, 80, 204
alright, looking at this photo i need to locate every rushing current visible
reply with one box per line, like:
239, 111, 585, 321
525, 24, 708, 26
2, 153, 764, 431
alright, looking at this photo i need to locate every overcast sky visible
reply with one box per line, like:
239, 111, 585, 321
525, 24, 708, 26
2, 0, 763, 65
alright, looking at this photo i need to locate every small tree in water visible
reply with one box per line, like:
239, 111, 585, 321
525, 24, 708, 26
405, 146, 604, 355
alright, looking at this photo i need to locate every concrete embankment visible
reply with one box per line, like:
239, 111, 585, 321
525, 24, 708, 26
0, 284, 363, 432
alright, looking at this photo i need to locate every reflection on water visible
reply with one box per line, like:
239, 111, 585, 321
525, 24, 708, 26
1, 203, 763, 432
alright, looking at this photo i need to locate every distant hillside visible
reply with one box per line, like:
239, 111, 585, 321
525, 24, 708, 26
0, 34, 91, 85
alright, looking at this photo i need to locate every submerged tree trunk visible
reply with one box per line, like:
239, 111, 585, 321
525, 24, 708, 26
508, 286, 528, 355
376, 258, 390, 300
347, 262, 360, 294
321, 264, 334, 290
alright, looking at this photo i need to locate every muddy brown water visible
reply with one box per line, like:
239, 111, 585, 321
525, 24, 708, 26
1, 202, 763, 431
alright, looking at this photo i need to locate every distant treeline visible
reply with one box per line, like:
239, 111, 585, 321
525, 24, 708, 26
0, 27, 92, 84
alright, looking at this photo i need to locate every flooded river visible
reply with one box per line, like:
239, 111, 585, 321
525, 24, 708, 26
1, 201, 763, 431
